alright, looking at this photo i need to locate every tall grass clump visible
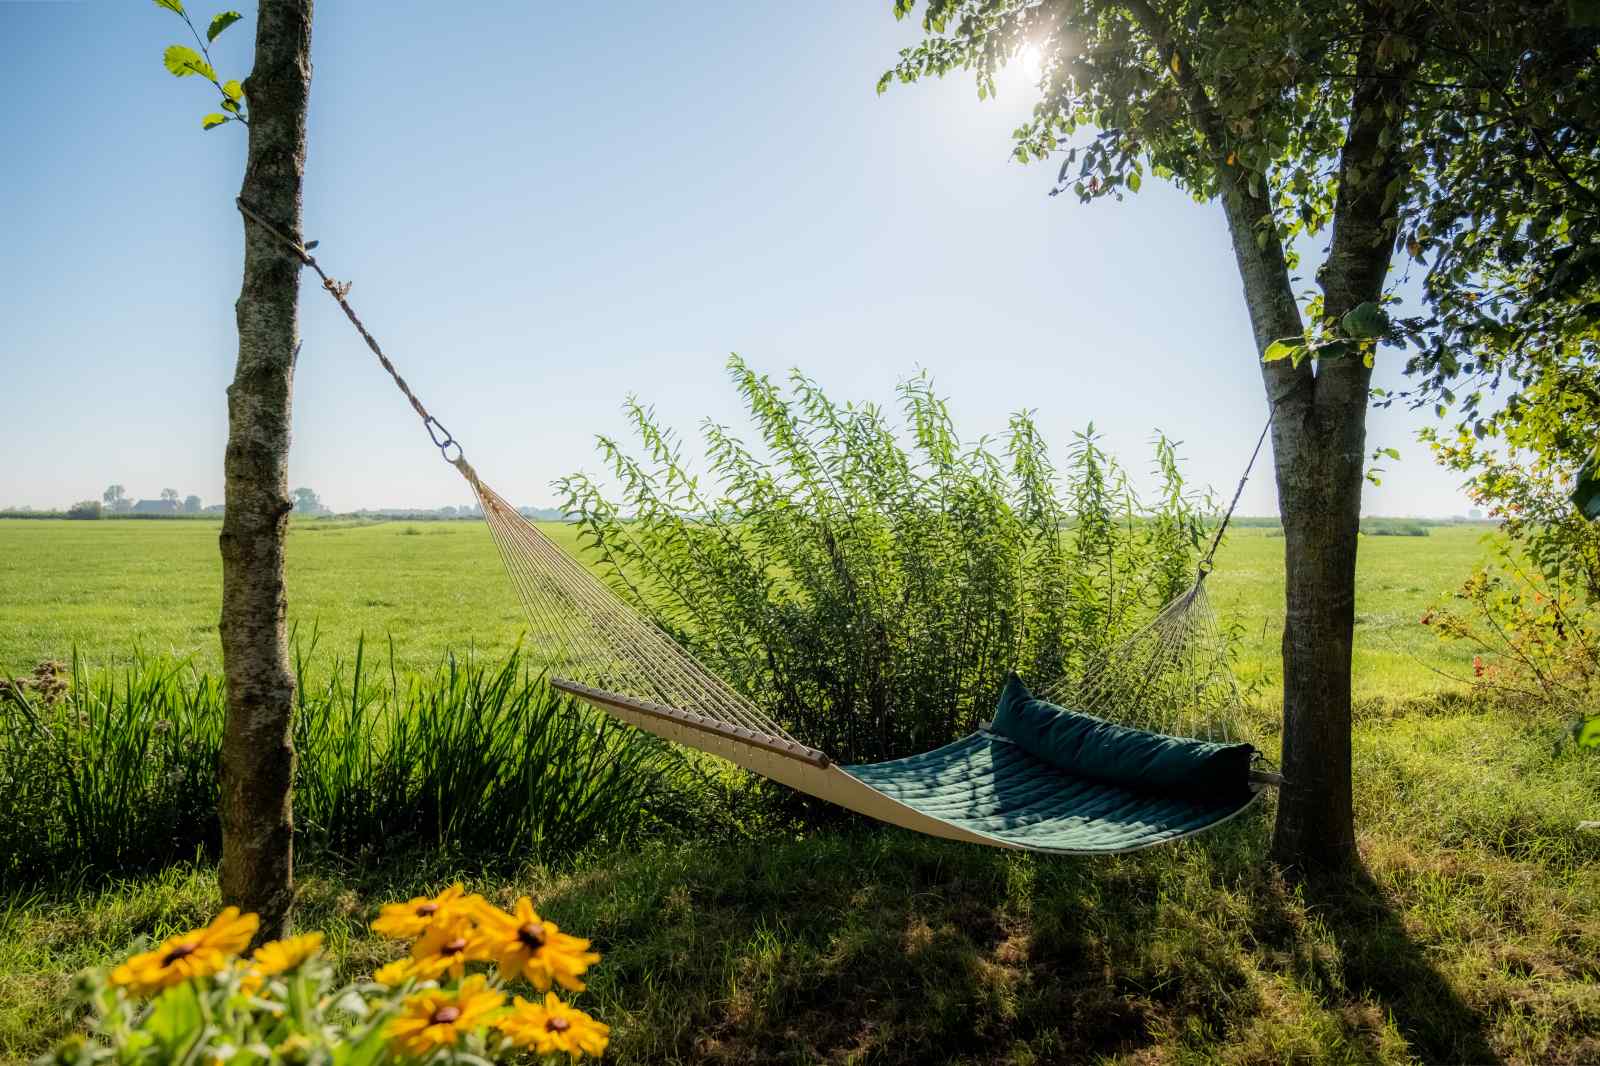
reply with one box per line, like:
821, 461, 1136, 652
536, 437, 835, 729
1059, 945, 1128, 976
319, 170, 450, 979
0, 645, 695, 886
560, 358, 1213, 765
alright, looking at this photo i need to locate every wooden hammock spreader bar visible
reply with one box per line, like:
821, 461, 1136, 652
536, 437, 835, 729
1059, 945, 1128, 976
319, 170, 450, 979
551, 676, 832, 770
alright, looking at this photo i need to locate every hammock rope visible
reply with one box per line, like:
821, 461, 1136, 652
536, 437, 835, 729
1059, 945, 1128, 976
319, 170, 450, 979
236, 200, 1279, 854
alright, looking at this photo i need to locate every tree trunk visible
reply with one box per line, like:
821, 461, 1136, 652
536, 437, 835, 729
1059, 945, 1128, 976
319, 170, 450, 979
1212, 174, 1365, 873
1125, 0, 1415, 874
1267, 383, 1366, 870
218, 0, 314, 940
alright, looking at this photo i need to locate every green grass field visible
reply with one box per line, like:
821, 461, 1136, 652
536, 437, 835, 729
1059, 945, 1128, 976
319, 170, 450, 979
5, 516, 1596, 1065
0, 518, 1493, 701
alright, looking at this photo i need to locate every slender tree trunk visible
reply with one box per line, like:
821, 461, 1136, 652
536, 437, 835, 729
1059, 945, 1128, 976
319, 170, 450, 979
218, 0, 314, 940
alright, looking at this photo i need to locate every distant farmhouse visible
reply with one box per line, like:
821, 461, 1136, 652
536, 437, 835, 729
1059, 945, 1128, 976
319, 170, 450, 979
131, 498, 179, 515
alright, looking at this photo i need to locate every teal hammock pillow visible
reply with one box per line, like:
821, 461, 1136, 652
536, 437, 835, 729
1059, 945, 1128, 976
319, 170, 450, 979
989, 673, 1255, 803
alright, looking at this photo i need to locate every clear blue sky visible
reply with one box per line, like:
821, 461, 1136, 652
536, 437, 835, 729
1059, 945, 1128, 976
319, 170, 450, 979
0, 0, 1473, 515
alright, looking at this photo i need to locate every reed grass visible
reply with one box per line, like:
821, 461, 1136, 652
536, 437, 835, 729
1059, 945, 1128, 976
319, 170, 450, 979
0, 643, 698, 886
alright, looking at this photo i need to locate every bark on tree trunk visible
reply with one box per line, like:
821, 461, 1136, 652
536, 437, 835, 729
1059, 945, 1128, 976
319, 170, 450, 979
218, 0, 314, 940
1212, 174, 1365, 873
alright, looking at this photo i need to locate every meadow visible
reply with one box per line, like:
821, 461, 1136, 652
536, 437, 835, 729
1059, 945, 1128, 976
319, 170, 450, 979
0, 518, 1493, 699
4, 517, 1598, 1065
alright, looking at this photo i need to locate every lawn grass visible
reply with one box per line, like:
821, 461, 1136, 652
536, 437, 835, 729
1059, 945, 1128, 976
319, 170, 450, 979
3, 701, 1596, 1064
6, 516, 1592, 1065
0, 519, 1494, 702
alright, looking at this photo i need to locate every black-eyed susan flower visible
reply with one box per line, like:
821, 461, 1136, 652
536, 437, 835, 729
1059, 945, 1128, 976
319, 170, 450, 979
496, 991, 610, 1061
251, 931, 324, 976
384, 974, 504, 1059
108, 907, 259, 997
470, 897, 600, 992
238, 930, 325, 996
371, 883, 480, 940
373, 957, 416, 988
408, 910, 489, 981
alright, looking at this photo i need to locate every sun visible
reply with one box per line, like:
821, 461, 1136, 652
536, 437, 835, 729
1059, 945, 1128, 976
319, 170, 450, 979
1019, 43, 1045, 82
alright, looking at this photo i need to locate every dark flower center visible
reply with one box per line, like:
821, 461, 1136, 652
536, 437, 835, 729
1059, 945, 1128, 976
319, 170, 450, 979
518, 921, 547, 949
161, 942, 198, 967
415, 902, 439, 917
430, 1005, 462, 1025
441, 937, 467, 955
546, 1016, 571, 1033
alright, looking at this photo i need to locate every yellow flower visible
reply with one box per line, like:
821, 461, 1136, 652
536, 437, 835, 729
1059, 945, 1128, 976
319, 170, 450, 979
496, 992, 610, 1061
109, 908, 259, 997
238, 967, 263, 997
470, 897, 600, 992
384, 974, 504, 1059
408, 910, 489, 981
371, 883, 480, 940
236, 931, 324, 997
251, 931, 324, 976
373, 957, 417, 987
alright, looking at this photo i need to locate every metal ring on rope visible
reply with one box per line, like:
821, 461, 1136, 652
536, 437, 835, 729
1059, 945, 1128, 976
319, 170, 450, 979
424, 415, 462, 462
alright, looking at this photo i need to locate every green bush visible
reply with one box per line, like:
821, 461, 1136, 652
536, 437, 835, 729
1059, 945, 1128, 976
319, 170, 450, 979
560, 359, 1213, 765
0, 644, 698, 886
1362, 518, 1431, 537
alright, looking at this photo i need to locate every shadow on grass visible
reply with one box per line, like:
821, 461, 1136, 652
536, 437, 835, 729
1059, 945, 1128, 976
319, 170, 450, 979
531, 829, 1168, 1063
530, 804, 1505, 1065
1295, 866, 1502, 1065
529, 817, 1280, 1065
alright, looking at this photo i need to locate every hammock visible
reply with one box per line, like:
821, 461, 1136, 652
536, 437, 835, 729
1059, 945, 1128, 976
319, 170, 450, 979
237, 200, 1281, 854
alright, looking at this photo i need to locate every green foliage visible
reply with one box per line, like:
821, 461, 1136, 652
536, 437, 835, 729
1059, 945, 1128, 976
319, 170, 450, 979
559, 359, 1211, 766
160, 45, 213, 80
0, 645, 698, 886
1341, 301, 1391, 341
1574, 447, 1600, 519
1386, 6, 1600, 439
1425, 384, 1600, 604
1360, 518, 1429, 537
206, 10, 242, 43
1424, 544, 1600, 746
153, 0, 249, 130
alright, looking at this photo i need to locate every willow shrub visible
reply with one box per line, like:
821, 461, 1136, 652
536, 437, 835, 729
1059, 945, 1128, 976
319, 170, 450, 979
0, 644, 695, 886
560, 358, 1211, 766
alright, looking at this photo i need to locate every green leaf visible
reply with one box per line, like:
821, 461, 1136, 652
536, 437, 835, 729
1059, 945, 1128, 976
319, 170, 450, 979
1262, 338, 1304, 364
220, 97, 240, 114
208, 10, 243, 42
1340, 301, 1390, 340
223, 79, 244, 100
163, 45, 216, 81
1127, 170, 1141, 193
1578, 716, 1600, 748
1571, 448, 1600, 519
143, 983, 203, 1050
876, 70, 893, 95
1380, 447, 1401, 461
152, 0, 185, 14
202, 113, 229, 130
